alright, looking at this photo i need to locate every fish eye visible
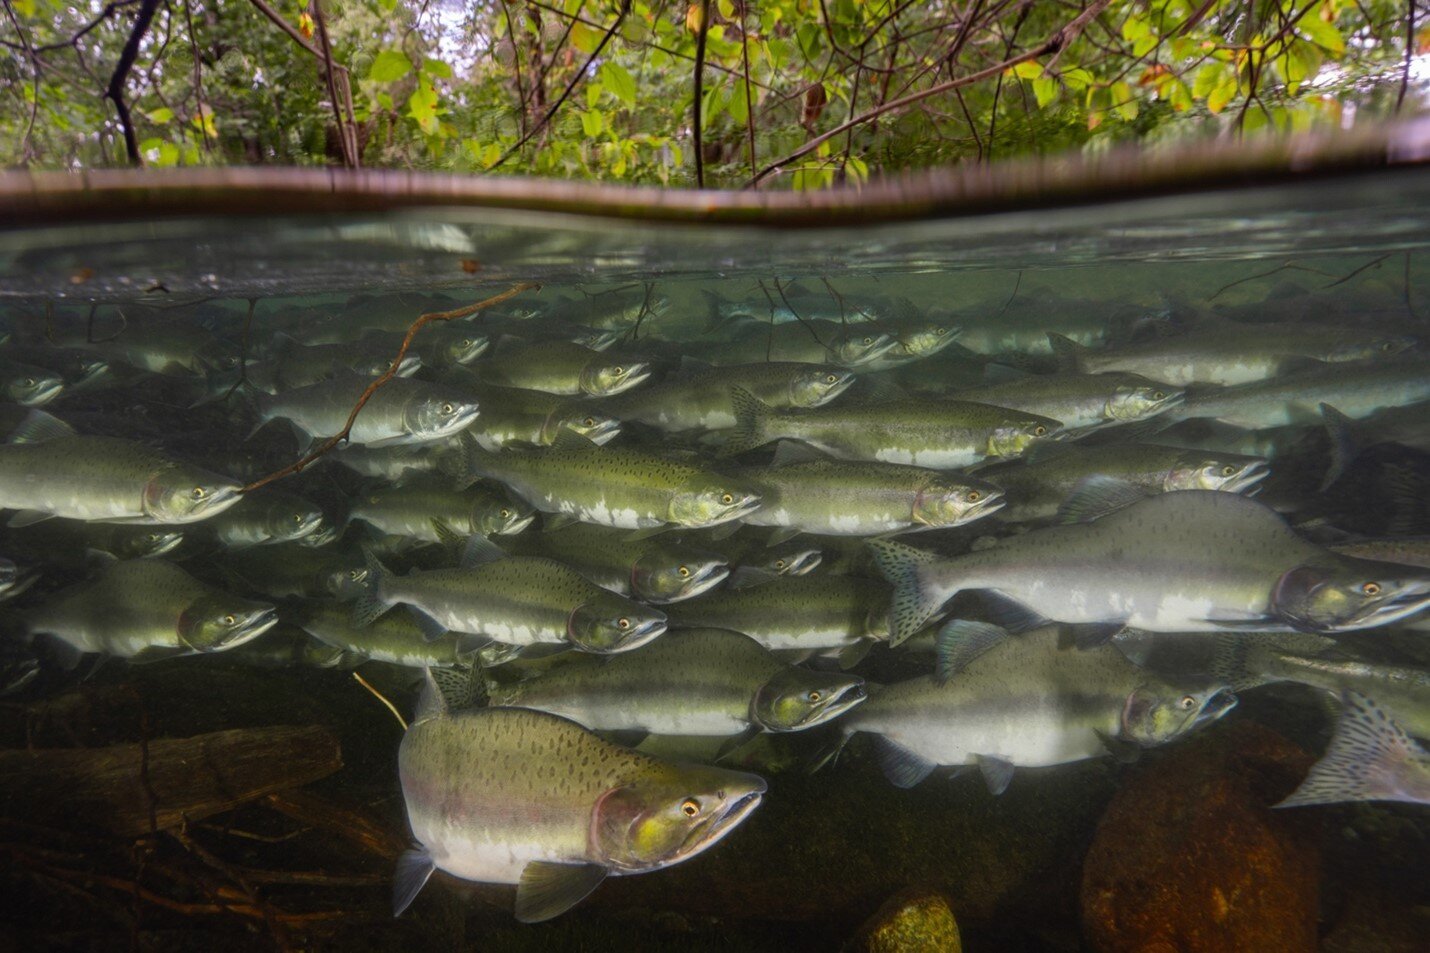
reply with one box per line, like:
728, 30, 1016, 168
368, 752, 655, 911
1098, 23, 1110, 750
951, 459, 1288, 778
1382, 341, 1395, 351
968, 490, 981, 502
191, 487, 207, 500
1152, 391, 1166, 400
292, 514, 303, 523
1221, 465, 1237, 476
617, 617, 630, 629
500, 507, 511, 518
825, 374, 838, 384
460, 338, 473, 348
1179, 695, 1195, 710
349, 569, 363, 580
680, 798, 700, 817
1362, 581, 1382, 596
21, 378, 34, 387
1033, 426, 1047, 437
807, 690, 822, 703
612, 366, 624, 375
935, 327, 947, 336
222, 614, 237, 626
678, 565, 690, 578
862, 337, 873, 345
441, 402, 455, 415
774, 559, 786, 569
720, 493, 734, 504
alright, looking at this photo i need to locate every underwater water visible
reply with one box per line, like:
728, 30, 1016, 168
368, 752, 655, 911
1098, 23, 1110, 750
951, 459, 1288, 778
2, 168, 1430, 952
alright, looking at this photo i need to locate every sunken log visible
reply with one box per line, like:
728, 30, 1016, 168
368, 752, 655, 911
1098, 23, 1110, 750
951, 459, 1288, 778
0, 724, 342, 838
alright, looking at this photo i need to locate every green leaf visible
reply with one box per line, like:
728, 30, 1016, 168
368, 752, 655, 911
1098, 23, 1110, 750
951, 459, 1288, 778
1011, 61, 1043, 80
1111, 81, 1138, 121
369, 50, 412, 83
571, 21, 602, 54
599, 62, 637, 105
146, 107, 174, 125
581, 109, 603, 138
1060, 67, 1094, 90
1298, 11, 1345, 55
1207, 80, 1237, 115
586, 82, 604, 109
728, 79, 749, 125
423, 58, 453, 79
1032, 78, 1059, 108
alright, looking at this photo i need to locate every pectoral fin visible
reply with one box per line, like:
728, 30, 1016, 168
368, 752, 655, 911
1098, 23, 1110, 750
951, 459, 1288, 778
871, 734, 937, 788
514, 861, 608, 923
392, 847, 436, 917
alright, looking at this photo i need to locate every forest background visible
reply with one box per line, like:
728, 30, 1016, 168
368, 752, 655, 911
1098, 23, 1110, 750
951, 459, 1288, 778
2, 0, 1425, 188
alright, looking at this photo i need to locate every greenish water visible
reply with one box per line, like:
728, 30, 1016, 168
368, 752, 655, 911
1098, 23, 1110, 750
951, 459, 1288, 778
1, 170, 1429, 952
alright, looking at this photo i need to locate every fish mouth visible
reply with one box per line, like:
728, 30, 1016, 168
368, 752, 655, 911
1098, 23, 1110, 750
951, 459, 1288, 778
659, 563, 729, 603
145, 533, 185, 557
696, 496, 764, 528
20, 380, 64, 406
497, 513, 537, 535
846, 336, 900, 366
776, 549, 823, 575
392, 356, 423, 378
954, 494, 1006, 527
605, 616, 667, 653
799, 680, 869, 728
677, 786, 765, 861
600, 364, 654, 396
1194, 688, 1239, 728
1343, 588, 1430, 630
215, 607, 281, 652
289, 513, 326, 541
571, 417, 622, 445
189, 484, 244, 522
1221, 461, 1270, 495
442, 404, 483, 435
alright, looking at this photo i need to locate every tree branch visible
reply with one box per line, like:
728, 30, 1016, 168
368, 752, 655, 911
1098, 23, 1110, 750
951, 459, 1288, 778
747, 0, 1113, 187
486, 1, 630, 172
693, 0, 712, 187
105, 0, 161, 166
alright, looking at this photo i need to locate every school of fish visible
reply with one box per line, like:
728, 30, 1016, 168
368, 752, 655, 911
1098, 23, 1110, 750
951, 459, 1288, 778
2, 280, 1429, 923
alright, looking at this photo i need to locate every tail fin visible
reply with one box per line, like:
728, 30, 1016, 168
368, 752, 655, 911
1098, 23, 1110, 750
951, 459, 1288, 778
351, 549, 394, 628
721, 386, 775, 456
1276, 691, 1428, 807
866, 539, 945, 647
441, 430, 498, 488
1319, 403, 1360, 491
1046, 332, 1089, 373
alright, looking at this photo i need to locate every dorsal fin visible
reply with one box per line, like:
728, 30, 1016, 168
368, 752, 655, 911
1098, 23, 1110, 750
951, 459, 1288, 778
1046, 333, 1088, 373
414, 664, 488, 722
1055, 476, 1150, 524
8, 409, 75, 443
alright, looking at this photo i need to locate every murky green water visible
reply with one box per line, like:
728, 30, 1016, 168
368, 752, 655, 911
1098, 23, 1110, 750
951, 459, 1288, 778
1, 169, 1430, 951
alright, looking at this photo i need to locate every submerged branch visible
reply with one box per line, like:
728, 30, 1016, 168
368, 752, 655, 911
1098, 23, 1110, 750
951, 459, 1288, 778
240, 281, 539, 494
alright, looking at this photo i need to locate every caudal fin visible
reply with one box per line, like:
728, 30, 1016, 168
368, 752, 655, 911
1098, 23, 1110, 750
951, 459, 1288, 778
1319, 403, 1361, 491
722, 386, 775, 456
1276, 691, 1427, 808
866, 538, 945, 647
351, 549, 394, 628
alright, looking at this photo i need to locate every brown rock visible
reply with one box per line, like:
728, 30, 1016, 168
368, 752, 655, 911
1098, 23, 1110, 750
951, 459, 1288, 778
1080, 720, 1322, 953
846, 887, 962, 953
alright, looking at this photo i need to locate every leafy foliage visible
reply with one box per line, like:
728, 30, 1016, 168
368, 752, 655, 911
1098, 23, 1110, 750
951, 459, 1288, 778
1, 0, 1423, 187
